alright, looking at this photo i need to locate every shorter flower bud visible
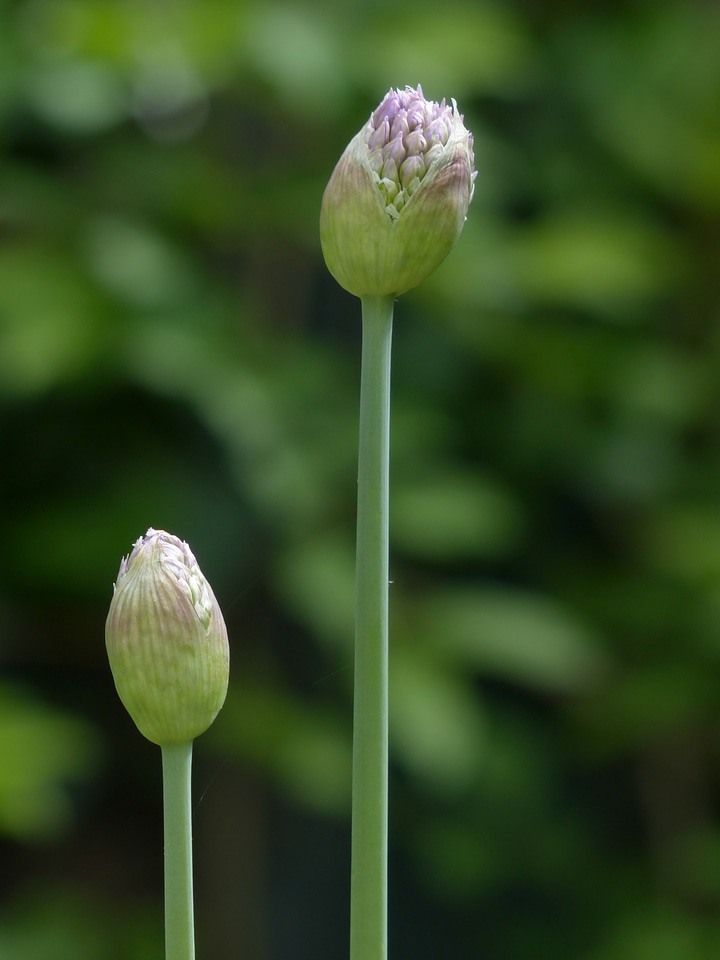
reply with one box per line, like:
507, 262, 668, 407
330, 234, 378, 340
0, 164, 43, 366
320, 84, 476, 298
105, 528, 229, 746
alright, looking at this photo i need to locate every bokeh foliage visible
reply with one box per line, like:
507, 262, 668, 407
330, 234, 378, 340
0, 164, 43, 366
1, 0, 720, 957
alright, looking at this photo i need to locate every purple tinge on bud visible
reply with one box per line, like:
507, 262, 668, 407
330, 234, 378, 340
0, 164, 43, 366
365, 87, 470, 220
105, 528, 229, 746
320, 84, 476, 298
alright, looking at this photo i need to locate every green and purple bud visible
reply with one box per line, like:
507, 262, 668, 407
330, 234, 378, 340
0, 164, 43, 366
320, 84, 476, 298
105, 528, 229, 746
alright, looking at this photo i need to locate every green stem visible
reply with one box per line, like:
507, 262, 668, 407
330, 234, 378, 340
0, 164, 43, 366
351, 294, 395, 960
162, 740, 195, 960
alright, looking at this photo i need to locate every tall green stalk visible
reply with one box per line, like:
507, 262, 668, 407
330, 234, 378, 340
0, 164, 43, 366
162, 740, 195, 960
350, 294, 395, 960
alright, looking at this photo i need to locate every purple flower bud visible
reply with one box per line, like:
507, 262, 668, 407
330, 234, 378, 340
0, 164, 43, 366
320, 84, 476, 298
368, 118, 390, 155
381, 155, 400, 186
397, 157, 423, 196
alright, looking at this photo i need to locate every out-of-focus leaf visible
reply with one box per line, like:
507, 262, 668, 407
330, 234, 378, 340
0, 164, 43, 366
0, 685, 99, 838
559, 6, 720, 210
391, 470, 524, 560
352, 4, 533, 97
242, 4, 347, 115
25, 60, 126, 132
507, 212, 684, 313
0, 247, 109, 396
83, 216, 196, 306
390, 648, 485, 792
415, 586, 607, 693
273, 533, 355, 651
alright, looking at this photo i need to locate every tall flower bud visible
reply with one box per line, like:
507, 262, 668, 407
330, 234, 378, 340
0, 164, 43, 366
320, 84, 476, 298
105, 528, 229, 746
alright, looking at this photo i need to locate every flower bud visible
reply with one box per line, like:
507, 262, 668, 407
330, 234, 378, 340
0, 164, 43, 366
320, 84, 476, 298
105, 528, 229, 746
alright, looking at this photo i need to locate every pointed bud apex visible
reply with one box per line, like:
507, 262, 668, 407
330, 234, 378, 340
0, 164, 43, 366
320, 84, 476, 298
105, 528, 230, 746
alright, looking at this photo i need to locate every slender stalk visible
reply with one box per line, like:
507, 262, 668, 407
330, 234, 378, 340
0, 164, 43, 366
162, 740, 195, 960
351, 294, 395, 960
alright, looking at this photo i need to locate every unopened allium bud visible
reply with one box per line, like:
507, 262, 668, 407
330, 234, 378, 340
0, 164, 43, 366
105, 528, 229, 746
320, 84, 476, 298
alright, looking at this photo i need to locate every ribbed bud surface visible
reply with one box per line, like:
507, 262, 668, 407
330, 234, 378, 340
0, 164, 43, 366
105, 528, 229, 746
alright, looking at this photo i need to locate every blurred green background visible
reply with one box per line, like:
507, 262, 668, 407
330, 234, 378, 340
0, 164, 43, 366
1, 0, 720, 956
